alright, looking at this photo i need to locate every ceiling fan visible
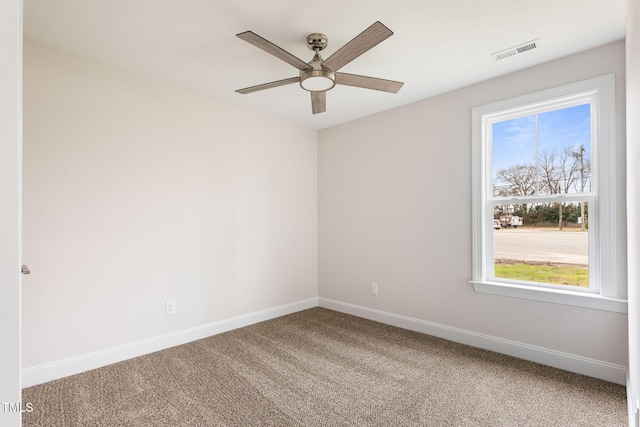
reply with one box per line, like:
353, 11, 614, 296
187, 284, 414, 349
235, 21, 404, 114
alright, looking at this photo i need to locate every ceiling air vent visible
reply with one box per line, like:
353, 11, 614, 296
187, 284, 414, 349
492, 39, 539, 61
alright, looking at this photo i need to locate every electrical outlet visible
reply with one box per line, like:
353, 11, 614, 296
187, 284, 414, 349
370, 283, 379, 296
165, 299, 176, 316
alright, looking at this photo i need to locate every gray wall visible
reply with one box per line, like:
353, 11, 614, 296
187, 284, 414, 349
318, 41, 628, 371
22, 41, 318, 369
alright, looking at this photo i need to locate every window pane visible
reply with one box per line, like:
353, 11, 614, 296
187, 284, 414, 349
492, 104, 591, 198
493, 201, 589, 288
492, 115, 537, 197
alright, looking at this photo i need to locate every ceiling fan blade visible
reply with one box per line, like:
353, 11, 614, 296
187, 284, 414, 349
335, 73, 404, 93
237, 31, 312, 71
311, 91, 326, 114
321, 21, 393, 72
236, 77, 300, 94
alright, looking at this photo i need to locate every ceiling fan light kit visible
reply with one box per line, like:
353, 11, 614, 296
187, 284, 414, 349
236, 21, 404, 114
300, 69, 335, 91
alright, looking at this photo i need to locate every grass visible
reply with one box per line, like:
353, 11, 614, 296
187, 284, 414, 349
494, 262, 589, 288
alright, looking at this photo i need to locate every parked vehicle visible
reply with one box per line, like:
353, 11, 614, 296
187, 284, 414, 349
493, 219, 501, 229
499, 215, 523, 228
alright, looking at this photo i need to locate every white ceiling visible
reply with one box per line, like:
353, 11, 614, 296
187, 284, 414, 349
23, 0, 626, 130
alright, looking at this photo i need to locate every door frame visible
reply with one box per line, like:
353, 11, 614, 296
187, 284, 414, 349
0, 1, 22, 426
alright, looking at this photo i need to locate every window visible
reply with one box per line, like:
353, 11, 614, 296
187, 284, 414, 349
471, 75, 626, 312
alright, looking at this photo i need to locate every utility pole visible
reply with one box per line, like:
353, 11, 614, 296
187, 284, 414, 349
570, 145, 586, 230
575, 145, 586, 230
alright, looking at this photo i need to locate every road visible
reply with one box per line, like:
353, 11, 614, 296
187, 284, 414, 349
493, 227, 588, 265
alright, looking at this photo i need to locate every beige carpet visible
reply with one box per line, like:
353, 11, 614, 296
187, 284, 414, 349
22, 308, 627, 426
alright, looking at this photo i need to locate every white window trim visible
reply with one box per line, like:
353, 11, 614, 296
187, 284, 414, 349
471, 74, 627, 313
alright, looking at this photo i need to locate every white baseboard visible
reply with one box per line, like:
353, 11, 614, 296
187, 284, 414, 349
22, 298, 318, 388
23, 296, 627, 389
319, 298, 627, 385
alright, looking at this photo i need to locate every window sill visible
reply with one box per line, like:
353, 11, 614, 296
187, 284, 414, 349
470, 280, 627, 313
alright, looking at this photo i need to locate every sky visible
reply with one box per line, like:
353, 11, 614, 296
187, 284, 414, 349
492, 103, 591, 184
